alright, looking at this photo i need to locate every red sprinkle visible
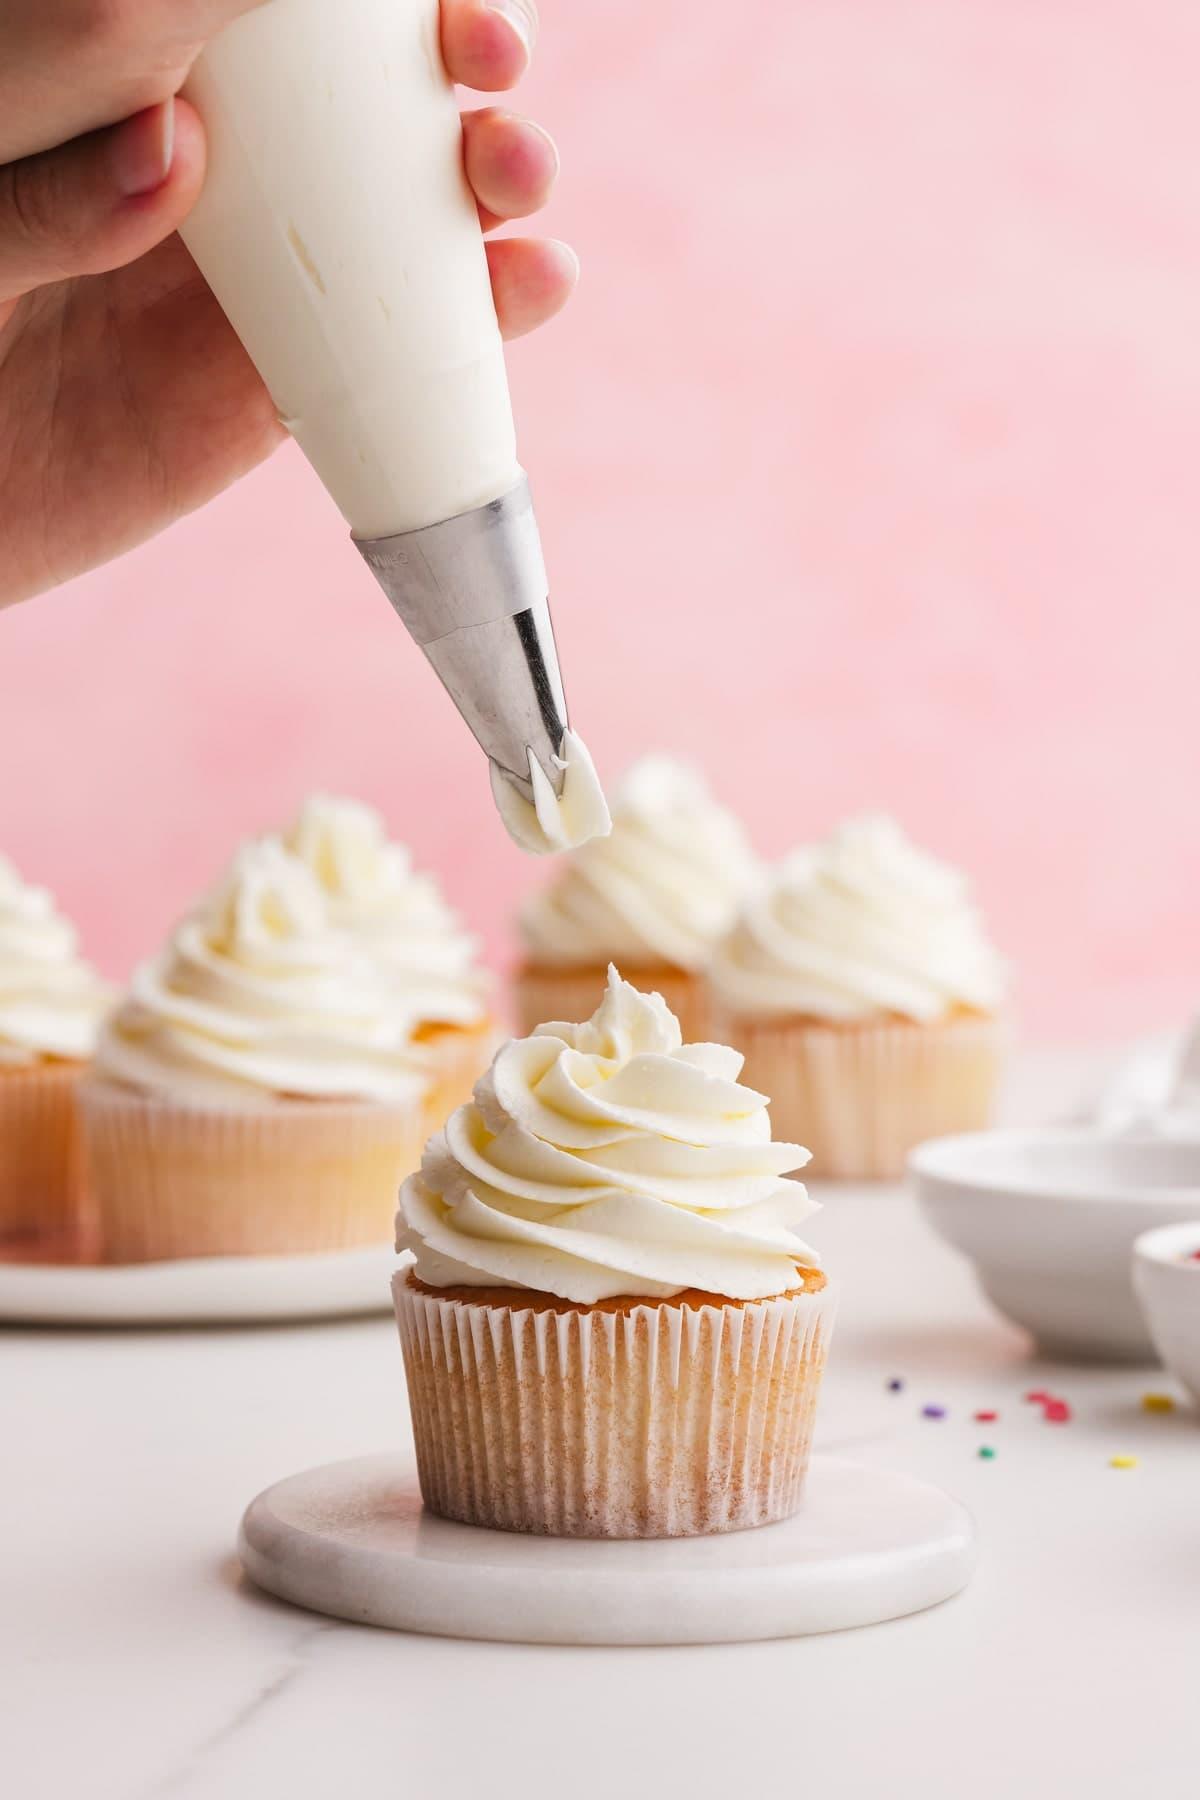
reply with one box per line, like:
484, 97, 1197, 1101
974, 1409, 998, 1423
1024, 1390, 1052, 1404
1043, 1399, 1072, 1423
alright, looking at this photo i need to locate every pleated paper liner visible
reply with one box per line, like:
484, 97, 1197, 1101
711, 1007, 1006, 1180
395, 1271, 836, 1539
0, 1059, 89, 1246
80, 1079, 426, 1262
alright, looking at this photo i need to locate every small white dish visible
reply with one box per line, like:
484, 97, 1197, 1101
1132, 1223, 1200, 1407
910, 1129, 1200, 1361
0, 1243, 396, 1327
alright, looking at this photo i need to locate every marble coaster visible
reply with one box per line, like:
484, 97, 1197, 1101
0, 1244, 395, 1326
238, 1454, 977, 1645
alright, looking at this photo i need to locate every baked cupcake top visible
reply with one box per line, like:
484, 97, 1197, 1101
398, 967, 819, 1303
710, 814, 1006, 1023
519, 755, 758, 973
282, 793, 489, 1029
0, 856, 112, 1066
95, 840, 427, 1109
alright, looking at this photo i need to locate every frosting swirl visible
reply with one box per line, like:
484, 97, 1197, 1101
0, 856, 112, 1065
710, 815, 1006, 1023
95, 840, 427, 1108
520, 755, 758, 971
489, 729, 612, 856
282, 793, 489, 1028
398, 967, 818, 1303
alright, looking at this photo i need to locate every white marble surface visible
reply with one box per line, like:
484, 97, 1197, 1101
3, 1044, 1197, 1800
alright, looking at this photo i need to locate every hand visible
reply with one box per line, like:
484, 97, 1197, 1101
0, 0, 573, 607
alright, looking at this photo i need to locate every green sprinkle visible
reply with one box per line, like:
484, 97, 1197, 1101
978, 1445, 997, 1460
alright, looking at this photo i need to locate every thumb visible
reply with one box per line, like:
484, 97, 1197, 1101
0, 99, 205, 305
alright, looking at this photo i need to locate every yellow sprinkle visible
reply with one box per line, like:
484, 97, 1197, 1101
1109, 1455, 1139, 1470
1141, 1393, 1175, 1413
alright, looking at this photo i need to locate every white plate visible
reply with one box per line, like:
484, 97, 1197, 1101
0, 1244, 396, 1326
238, 1454, 977, 1645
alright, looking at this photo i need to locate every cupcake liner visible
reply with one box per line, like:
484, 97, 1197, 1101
712, 1008, 1006, 1180
514, 964, 712, 1044
394, 1273, 835, 1538
0, 1060, 88, 1247
416, 1017, 502, 1138
79, 1080, 425, 1263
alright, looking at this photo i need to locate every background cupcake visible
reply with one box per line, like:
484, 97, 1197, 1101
82, 840, 427, 1262
282, 794, 496, 1135
709, 814, 1008, 1179
0, 856, 111, 1248
395, 967, 834, 1539
514, 755, 757, 1042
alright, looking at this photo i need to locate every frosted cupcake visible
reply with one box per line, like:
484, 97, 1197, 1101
283, 794, 496, 1135
0, 856, 111, 1246
395, 968, 834, 1539
82, 840, 427, 1262
710, 815, 1007, 1179
515, 756, 757, 1043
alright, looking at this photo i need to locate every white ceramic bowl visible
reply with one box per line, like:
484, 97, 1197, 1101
910, 1129, 1200, 1362
1132, 1223, 1200, 1406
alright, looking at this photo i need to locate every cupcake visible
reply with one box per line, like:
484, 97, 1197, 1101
0, 856, 112, 1247
81, 840, 427, 1262
709, 815, 1007, 1179
394, 967, 834, 1539
283, 794, 497, 1135
514, 756, 757, 1044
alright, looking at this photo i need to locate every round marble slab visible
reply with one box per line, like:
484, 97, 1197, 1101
0, 1244, 394, 1326
238, 1454, 977, 1645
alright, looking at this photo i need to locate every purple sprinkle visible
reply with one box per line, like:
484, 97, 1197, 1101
922, 1404, 947, 1420
887, 1378, 904, 1392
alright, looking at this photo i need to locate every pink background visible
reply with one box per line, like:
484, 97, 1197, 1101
3, 0, 1199, 1039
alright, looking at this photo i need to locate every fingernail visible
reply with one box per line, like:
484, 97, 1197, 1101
549, 239, 580, 282
111, 99, 175, 198
487, 0, 536, 60
524, 118, 561, 180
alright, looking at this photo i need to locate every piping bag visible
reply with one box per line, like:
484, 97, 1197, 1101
179, 0, 609, 853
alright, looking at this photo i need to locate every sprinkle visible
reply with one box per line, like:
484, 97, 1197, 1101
1109, 1455, 1138, 1470
978, 1446, 997, 1460
922, 1404, 947, 1419
1186, 1250, 1200, 1263
1025, 1389, 1072, 1422
1141, 1393, 1175, 1413
887, 1378, 905, 1392
974, 1409, 998, 1423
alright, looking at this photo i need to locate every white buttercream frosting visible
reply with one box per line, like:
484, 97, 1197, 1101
490, 729, 612, 856
398, 967, 819, 1302
0, 856, 112, 1066
710, 815, 1006, 1023
282, 793, 489, 1028
519, 755, 758, 972
95, 840, 427, 1108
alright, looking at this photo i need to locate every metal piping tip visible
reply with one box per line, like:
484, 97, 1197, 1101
355, 478, 567, 803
